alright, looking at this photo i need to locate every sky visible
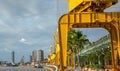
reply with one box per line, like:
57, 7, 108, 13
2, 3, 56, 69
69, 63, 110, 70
0, 0, 120, 63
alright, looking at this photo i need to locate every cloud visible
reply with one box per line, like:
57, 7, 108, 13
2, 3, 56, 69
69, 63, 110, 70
0, 19, 14, 33
0, 47, 11, 53
3, 48, 11, 52
20, 38, 27, 43
37, 25, 46, 31
0, 0, 61, 62
0, 0, 120, 63
19, 38, 31, 45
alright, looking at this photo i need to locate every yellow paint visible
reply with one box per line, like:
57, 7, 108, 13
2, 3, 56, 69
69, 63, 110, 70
58, 0, 119, 71
68, 0, 118, 12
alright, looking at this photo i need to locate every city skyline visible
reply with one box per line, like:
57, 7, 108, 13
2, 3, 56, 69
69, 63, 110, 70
0, 49, 44, 64
0, 0, 120, 63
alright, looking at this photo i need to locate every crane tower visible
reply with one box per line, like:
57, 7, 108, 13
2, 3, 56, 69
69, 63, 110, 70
58, 0, 120, 71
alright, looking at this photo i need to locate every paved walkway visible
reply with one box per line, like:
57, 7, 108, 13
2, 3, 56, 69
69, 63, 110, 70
0, 67, 48, 71
67, 66, 83, 71
68, 66, 112, 71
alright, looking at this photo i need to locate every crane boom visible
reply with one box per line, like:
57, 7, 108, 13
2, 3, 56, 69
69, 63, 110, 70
68, 0, 118, 12
58, 0, 120, 71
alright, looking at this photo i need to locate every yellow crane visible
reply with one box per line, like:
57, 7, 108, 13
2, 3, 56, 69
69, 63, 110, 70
53, 29, 60, 67
58, 0, 120, 71
47, 29, 60, 66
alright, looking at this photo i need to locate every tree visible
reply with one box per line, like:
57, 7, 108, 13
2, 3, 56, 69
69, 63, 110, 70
67, 29, 90, 66
68, 29, 90, 53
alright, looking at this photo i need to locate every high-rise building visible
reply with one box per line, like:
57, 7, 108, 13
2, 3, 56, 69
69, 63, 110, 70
38, 49, 44, 63
30, 55, 32, 62
20, 56, 24, 64
11, 51, 15, 64
32, 50, 37, 62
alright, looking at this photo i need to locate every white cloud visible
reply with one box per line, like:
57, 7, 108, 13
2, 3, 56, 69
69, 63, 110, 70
3, 48, 11, 52
0, 20, 7, 27
0, 0, 57, 62
0, 20, 14, 33
37, 25, 46, 31
20, 38, 30, 44
19, 37, 36, 45
20, 38, 27, 42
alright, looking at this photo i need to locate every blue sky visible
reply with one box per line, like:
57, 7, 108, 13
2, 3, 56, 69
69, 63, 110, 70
0, 0, 120, 63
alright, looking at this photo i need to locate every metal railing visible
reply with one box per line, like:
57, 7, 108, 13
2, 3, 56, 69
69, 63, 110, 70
79, 34, 110, 56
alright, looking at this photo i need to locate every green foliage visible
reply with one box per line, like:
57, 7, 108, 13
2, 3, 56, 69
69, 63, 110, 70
67, 29, 90, 53
104, 49, 112, 61
68, 29, 111, 68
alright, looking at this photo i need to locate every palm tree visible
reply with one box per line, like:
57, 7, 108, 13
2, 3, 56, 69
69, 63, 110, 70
67, 29, 90, 66
82, 47, 111, 68
67, 29, 76, 52
68, 29, 90, 53
76, 30, 90, 52
67, 29, 77, 67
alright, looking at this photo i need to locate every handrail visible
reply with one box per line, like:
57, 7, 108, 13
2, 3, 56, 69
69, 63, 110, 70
46, 64, 58, 71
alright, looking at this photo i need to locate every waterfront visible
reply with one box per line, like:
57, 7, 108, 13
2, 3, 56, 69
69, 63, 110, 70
0, 67, 49, 71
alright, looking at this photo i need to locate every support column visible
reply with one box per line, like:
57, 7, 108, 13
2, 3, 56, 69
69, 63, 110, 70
117, 22, 120, 57
58, 23, 68, 71
108, 25, 118, 71
56, 44, 60, 66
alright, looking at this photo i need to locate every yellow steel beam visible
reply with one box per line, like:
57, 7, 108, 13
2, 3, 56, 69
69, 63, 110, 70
108, 26, 119, 71
59, 12, 120, 24
115, 19, 120, 58
68, 0, 84, 12
58, 21, 68, 71
67, 50, 71, 67
118, 26, 120, 57
68, 0, 118, 12
55, 44, 60, 66
59, 12, 120, 71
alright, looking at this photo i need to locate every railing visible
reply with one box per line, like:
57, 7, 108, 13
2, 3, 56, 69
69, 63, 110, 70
79, 34, 110, 56
46, 64, 58, 71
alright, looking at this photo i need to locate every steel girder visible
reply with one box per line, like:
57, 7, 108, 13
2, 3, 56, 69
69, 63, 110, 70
58, 12, 120, 71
